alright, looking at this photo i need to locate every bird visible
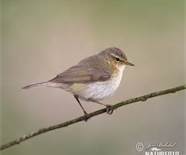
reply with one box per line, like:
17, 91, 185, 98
23, 47, 134, 118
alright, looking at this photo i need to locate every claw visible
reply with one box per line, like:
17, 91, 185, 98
106, 105, 114, 115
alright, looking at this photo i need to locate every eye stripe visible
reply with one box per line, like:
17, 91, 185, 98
110, 53, 122, 62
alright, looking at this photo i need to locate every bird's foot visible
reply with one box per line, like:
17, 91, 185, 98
83, 111, 89, 122
106, 105, 114, 115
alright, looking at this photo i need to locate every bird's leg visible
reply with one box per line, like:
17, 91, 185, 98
74, 95, 89, 121
89, 100, 114, 115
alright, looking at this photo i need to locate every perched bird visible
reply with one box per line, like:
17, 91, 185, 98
23, 47, 134, 118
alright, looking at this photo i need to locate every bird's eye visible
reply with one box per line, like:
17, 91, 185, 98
115, 57, 120, 61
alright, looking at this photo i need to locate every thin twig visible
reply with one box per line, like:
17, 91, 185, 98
0, 85, 185, 151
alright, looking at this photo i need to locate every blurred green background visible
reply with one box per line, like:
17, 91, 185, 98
1, 0, 185, 155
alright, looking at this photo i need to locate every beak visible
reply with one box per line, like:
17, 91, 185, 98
124, 60, 135, 66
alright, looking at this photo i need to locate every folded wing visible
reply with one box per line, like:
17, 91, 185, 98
50, 64, 111, 84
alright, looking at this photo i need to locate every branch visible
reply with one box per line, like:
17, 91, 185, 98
0, 85, 185, 151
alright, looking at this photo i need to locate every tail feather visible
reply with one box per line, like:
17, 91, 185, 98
22, 82, 48, 89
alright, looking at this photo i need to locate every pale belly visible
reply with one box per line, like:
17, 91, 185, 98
77, 78, 121, 100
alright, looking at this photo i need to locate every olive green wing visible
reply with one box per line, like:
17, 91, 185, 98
50, 64, 111, 84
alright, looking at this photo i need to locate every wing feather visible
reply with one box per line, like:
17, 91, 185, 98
50, 64, 111, 84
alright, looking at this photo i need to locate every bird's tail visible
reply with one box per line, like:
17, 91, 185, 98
22, 81, 49, 89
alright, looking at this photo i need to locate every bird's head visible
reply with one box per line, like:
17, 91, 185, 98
100, 47, 134, 70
